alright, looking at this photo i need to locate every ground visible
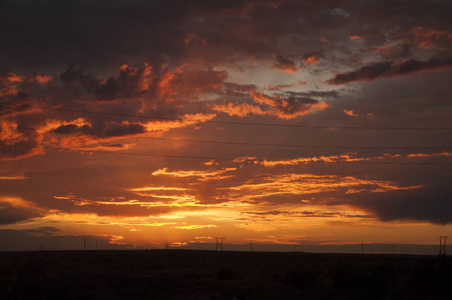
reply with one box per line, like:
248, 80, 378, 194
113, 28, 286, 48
0, 250, 451, 299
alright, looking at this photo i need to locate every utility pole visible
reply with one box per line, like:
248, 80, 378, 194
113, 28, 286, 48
215, 237, 225, 254
84, 238, 86, 251
439, 236, 448, 256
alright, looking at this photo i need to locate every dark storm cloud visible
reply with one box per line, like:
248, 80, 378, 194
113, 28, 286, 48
355, 183, 452, 224
60, 64, 153, 101
327, 56, 452, 85
0, 203, 43, 224
60, 63, 227, 101
54, 123, 146, 137
0, 0, 189, 72
1, 0, 450, 74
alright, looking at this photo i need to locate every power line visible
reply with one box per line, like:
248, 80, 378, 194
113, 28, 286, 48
12, 126, 452, 150
1, 143, 451, 165
2, 103, 452, 130
0, 143, 231, 161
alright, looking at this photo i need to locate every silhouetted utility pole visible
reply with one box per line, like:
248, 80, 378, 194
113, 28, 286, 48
215, 237, 225, 254
439, 236, 448, 256
84, 238, 86, 251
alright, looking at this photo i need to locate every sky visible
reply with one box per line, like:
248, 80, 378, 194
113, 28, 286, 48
0, 0, 451, 253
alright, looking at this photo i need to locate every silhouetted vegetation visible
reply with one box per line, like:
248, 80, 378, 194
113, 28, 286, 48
0, 251, 450, 299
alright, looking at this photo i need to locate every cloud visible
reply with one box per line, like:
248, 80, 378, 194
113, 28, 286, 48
0, 197, 44, 224
151, 167, 236, 181
0, 173, 26, 180
0, 72, 53, 97
60, 63, 154, 101
327, 56, 452, 85
221, 173, 421, 203
356, 183, 452, 224
1, 0, 451, 247
175, 224, 217, 230
267, 80, 307, 91
249, 91, 329, 119
304, 55, 320, 65
212, 102, 266, 117
212, 93, 329, 119
233, 152, 451, 167
240, 210, 371, 220
0, 120, 44, 160
0, 62, 222, 159
272, 55, 298, 73
60, 63, 227, 102
394, 26, 451, 50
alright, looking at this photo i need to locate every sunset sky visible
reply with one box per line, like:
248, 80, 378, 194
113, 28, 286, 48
1, 0, 451, 252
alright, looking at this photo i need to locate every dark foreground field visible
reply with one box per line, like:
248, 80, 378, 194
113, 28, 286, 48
0, 250, 451, 299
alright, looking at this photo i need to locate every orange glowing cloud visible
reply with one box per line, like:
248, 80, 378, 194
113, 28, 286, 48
0, 120, 26, 144
143, 113, 216, 134
36, 118, 136, 152
0, 173, 26, 180
350, 36, 364, 40
72, 197, 202, 208
151, 167, 236, 181
129, 186, 189, 192
232, 151, 450, 168
212, 102, 266, 117
222, 173, 421, 202
248, 91, 328, 119
304, 55, 319, 65
0, 196, 37, 208
407, 152, 452, 158
344, 109, 358, 116
272, 64, 298, 73
175, 224, 217, 230
0, 72, 54, 96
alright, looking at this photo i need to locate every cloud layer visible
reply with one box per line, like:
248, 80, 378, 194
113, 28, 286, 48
1, 0, 451, 250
